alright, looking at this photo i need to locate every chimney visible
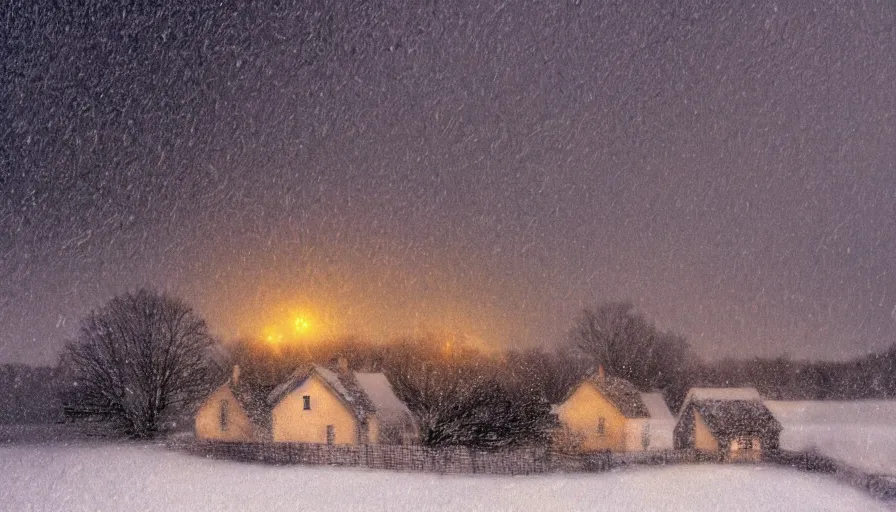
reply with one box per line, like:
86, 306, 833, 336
597, 364, 605, 384
232, 365, 241, 386
336, 356, 349, 375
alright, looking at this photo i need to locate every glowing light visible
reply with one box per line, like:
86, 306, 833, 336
294, 316, 311, 333
257, 307, 328, 347
264, 327, 283, 344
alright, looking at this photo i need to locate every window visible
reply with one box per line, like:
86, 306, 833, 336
326, 425, 335, 445
739, 436, 753, 450
597, 417, 606, 436
220, 400, 229, 431
641, 424, 650, 449
303, 395, 311, 410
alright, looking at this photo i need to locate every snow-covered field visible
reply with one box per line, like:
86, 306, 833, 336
0, 443, 891, 512
767, 400, 896, 475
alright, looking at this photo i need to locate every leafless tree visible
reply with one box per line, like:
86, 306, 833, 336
571, 301, 691, 400
381, 338, 553, 448
501, 346, 590, 404
60, 289, 217, 438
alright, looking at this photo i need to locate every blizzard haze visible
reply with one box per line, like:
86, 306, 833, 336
1, 1, 894, 363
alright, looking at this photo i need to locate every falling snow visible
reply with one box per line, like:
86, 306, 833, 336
1, 1, 894, 364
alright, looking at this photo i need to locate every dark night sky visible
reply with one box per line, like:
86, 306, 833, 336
1, 1, 894, 365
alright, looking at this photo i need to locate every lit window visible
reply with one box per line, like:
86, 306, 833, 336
303, 395, 311, 410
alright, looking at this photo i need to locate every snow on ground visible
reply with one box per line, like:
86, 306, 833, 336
767, 400, 896, 475
0, 443, 890, 512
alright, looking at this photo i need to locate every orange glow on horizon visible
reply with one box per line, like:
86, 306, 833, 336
212, 283, 507, 356
255, 305, 334, 348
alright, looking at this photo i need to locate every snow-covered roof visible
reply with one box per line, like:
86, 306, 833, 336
676, 388, 763, 420
587, 375, 650, 418
676, 387, 781, 439
267, 369, 306, 405
354, 372, 414, 425
690, 400, 782, 438
685, 387, 761, 403
639, 392, 674, 422
313, 364, 354, 404
267, 365, 373, 418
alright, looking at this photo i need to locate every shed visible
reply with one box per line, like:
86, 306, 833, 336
674, 387, 782, 457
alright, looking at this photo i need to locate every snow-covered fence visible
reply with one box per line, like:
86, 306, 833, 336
169, 440, 750, 474
612, 449, 724, 466
169, 439, 556, 475
167, 440, 771, 474
166, 439, 896, 500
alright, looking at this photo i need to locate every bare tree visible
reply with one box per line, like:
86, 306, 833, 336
502, 347, 589, 404
60, 289, 217, 438
381, 338, 552, 448
571, 301, 691, 401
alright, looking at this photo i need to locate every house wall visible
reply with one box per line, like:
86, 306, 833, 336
271, 374, 360, 444
647, 420, 675, 450
366, 415, 380, 444
693, 410, 719, 451
624, 419, 675, 451
555, 382, 630, 452
730, 436, 762, 451
194, 386, 257, 441
624, 419, 648, 451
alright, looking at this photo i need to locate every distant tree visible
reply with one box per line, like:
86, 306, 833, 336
381, 338, 552, 448
0, 365, 63, 424
570, 301, 691, 406
501, 347, 589, 404
60, 289, 217, 438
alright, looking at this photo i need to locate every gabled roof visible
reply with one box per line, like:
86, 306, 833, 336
691, 399, 782, 438
678, 387, 782, 439
267, 364, 375, 420
639, 392, 674, 422
223, 379, 276, 431
354, 372, 415, 426
677, 387, 764, 419
594, 375, 650, 418
266, 368, 309, 406
684, 387, 761, 403
560, 373, 651, 419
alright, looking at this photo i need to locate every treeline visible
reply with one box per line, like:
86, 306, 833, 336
567, 301, 896, 407
2, 339, 895, 439
2, 299, 894, 446
0, 364, 63, 424
693, 347, 896, 401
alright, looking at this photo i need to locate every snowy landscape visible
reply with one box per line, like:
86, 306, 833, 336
768, 400, 896, 476
3, 1, 895, 510
0, 442, 891, 512
2, 402, 896, 511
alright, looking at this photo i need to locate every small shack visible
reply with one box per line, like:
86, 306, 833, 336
674, 387, 782, 459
